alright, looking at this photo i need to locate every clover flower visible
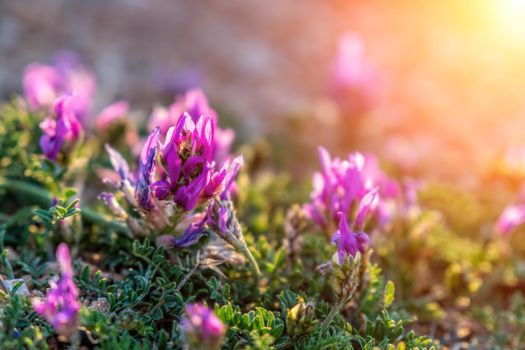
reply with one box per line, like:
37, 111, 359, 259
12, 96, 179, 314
148, 89, 234, 164
39, 95, 82, 161
496, 204, 525, 236
23, 52, 96, 122
33, 243, 80, 338
181, 303, 225, 350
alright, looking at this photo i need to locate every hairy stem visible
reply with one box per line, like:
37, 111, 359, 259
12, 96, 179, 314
321, 299, 346, 332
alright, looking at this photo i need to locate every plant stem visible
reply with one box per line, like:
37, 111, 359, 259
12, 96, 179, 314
0, 177, 129, 234
1, 251, 14, 279
176, 256, 200, 292
238, 240, 261, 279
321, 299, 346, 332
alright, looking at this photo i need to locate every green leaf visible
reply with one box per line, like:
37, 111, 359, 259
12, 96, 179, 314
383, 280, 395, 308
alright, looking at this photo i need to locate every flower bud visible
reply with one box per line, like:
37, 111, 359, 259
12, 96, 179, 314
286, 298, 318, 339
330, 251, 362, 302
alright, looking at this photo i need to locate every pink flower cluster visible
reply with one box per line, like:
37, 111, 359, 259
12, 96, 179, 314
181, 303, 225, 350
24, 52, 96, 122
39, 95, 82, 161
148, 89, 234, 164
32, 244, 80, 338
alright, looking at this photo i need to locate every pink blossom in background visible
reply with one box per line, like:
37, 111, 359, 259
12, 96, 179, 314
496, 204, 525, 236
331, 32, 378, 114
95, 100, 129, 131
39, 95, 82, 161
23, 51, 96, 122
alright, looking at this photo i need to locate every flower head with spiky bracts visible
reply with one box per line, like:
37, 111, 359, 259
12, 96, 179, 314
101, 112, 242, 238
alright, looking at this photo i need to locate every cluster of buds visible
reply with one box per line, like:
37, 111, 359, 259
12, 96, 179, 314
330, 212, 367, 300
304, 146, 399, 237
283, 204, 309, 263
286, 297, 318, 340
23, 51, 96, 122
32, 244, 80, 338
39, 95, 83, 161
148, 89, 234, 164
101, 111, 242, 239
181, 303, 226, 350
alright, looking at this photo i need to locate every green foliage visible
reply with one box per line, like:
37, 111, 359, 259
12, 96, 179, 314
2, 96, 522, 350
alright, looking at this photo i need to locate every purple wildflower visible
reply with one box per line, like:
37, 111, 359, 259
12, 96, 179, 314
181, 303, 225, 350
157, 215, 207, 250
148, 89, 234, 164
304, 147, 400, 234
148, 113, 241, 211
136, 127, 160, 211
335, 212, 369, 262
23, 52, 96, 122
33, 243, 80, 338
496, 204, 525, 236
39, 95, 82, 161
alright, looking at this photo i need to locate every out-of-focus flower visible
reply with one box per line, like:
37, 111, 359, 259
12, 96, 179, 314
95, 100, 129, 131
39, 95, 82, 161
331, 32, 378, 114
496, 204, 525, 236
148, 89, 234, 164
23, 64, 60, 111
335, 212, 369, 262
23, 52, 96, 122
32, 243, 80, 338
181, 303, 225, 350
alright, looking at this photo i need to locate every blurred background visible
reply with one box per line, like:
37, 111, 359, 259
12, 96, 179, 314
2, 0, 525, 183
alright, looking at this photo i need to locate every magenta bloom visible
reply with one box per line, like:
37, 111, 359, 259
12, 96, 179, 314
304, 147, 399, 234
496, 204, 525, 236
148, 89, 234, 164
101, 112, 242, 236
95, 100, 129, 131
331, 32, 378, 112
33, 244, 80, 337
23, 52, 96, 122
150, 113, 241, 211
335, 212, 369, 261
181, 303, 225, 350
39, 95, 82, 161
23, 64, 60, 111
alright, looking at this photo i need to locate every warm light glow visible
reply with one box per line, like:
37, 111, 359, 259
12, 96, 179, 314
490, 0, 525, 38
